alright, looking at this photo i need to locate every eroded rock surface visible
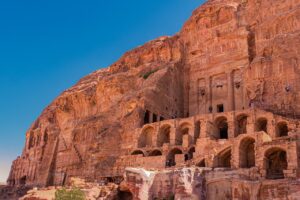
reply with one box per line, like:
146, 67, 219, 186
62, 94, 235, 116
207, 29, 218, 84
122, 167, 300, 200
19, 178, 119, 200
5, 0, 300, 199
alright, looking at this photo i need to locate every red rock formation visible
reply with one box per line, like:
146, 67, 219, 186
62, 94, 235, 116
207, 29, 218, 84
7, 0, 300, 199
8, 35, 186, 187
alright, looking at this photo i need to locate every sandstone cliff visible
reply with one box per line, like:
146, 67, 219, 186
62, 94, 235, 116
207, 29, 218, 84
7, 0, 300, 191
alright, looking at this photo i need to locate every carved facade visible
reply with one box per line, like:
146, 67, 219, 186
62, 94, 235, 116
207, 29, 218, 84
7, 0, 300, 199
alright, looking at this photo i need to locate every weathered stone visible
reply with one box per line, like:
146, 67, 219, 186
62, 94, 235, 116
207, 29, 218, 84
5, 0, 300, 199
19, 178, 119, 200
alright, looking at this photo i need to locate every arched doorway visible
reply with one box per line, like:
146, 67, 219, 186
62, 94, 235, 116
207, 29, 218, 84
186, 147, 195, 161
131, 150, 145, 156
138, 126, 154, 148
236, 114, 248, 136
176, 123, 192, 145
265, 148, 287, 179
166, 148, 183, 167
214, 147, 231, 168
117, 190, 133, 200
276, 122, 288, 137
239, 137, 255, 168
215, 117, 229, 139
149, 149, 162, 157
255, 118, 268, 133
157, 125, 171, 147
194, 121, 201, 143
197, 159, 206, 167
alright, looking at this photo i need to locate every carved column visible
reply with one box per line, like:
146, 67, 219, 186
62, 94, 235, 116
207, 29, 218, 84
206, 76, 212, 113
268, 118, 276, 138
227, 70, 234, 111
241, 69, 246, 109
149, 112, 153, 123
240, 81, 244, 109
170, 127, 176, 145
228, 116, 235, 139
190, 125, 195, 144
152, 125, 159, 147
200, 121, 208, 138
246, 115, 254, 134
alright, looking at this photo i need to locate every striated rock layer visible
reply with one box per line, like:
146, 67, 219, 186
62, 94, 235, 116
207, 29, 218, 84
7, 0, 300, 199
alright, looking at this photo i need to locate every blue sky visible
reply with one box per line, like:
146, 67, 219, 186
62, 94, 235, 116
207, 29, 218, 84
0, 0, 203, 182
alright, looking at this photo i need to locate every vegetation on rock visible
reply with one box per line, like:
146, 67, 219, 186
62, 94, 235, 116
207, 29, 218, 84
142, 69, 158, 79
55, 188, 85, 200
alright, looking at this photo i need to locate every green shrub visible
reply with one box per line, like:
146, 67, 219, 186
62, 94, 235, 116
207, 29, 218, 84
55, 187, 85, 200
142, 69, 158, 79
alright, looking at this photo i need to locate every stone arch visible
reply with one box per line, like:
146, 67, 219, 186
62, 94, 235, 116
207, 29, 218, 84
186, 146, 195, 161
233, 69, 243, 110
118, 190, 133, 200
197, 159, 206, 167
265, 147, 287, 179
176, 122, 192, 145
138, 126, 155, 148
214, 116, 229, 139
157, 124, 171, 147
239, 137, 255, 168
214, 147, 231, 168
255, 117, 268, 133
194, 121, 201, 143
149, 149, 162, 157
166, 148, 183, 167
236, 114, 248, 136
131, 150, 145, 156
276, 121, 288, 137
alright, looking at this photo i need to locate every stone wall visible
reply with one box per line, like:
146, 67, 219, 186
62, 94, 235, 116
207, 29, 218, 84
123, 109, 299, 182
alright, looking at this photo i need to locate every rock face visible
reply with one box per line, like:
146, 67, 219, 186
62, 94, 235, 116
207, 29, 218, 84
122, 167, 300, 200
19, 178, 119, 200
7, 0, 300, 199
0, 185, 30, 200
